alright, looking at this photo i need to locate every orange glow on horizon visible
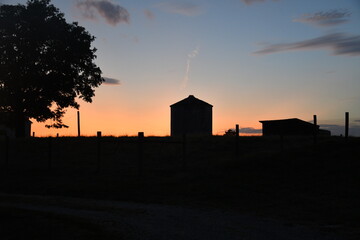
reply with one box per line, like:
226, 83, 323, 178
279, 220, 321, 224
31, 105, 264, 137
30, 94, 322, 137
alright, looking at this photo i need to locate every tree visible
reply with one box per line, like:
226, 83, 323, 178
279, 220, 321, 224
0, 0, 103, 137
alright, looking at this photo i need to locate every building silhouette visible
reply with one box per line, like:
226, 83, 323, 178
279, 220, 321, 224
0, 112, 32, 138
259, 118, 331, 136
170, 95, 212, 137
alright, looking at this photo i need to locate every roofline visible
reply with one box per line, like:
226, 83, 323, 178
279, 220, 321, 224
170, 95, 213, 107
259, 118, 300, 123
259, 118, 319, 126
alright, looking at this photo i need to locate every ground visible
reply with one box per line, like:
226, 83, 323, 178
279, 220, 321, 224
0, 136, 359, 239
0, 193, 344, 240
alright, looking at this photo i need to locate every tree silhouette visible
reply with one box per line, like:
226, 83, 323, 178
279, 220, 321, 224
0, 0, 103, 137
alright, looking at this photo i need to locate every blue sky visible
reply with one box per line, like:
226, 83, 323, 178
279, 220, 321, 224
3, 0, 360, 136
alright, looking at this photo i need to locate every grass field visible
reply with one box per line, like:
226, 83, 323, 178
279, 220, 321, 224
0, 135, 359, 239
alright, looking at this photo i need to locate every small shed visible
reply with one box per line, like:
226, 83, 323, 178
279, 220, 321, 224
0, 112, 32, 138
170, 95, 212, 137
259, 118, 331, 136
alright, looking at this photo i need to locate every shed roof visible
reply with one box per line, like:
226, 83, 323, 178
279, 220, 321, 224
259, 118, 316, 127
0, 112, 32, 125
170, 95, 213, 108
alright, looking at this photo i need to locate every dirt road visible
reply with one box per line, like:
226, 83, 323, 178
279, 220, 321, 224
0, 193, 342, 240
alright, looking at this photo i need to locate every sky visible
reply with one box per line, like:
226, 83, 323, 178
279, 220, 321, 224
2, 0, 360, 136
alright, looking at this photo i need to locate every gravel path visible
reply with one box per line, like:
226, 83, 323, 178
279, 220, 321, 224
0, 193, 341, 240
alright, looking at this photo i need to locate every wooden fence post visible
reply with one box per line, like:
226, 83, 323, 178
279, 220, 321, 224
96, 131, 102, 172
313, 115, 317, 145
235, 124, 239, 157
345, 112, 349, 140
182, 133, 187, 171
138, 132, 144, 177
280, 127, 284, 152
77, 111, 81, 137
48, 137, 52, 170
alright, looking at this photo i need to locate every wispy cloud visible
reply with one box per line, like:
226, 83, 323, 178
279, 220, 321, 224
144, 9, 155, 20
103, 77, 121, 86
181, 47, 199, 89
156, 1, 202, 16
254, 33, 360, 56
76, 0, 130, 26
241, 0, 280, 5
293, 9, 351, 27
119, 33, 139, 43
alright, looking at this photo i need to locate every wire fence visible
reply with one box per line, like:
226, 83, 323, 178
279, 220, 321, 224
1, 130, 341, 177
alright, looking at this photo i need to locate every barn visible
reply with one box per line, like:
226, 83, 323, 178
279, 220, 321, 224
170, 95, 212, 137
259, 118, 331, 136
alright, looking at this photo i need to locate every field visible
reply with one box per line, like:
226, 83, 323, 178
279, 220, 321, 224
0, 135, 359, 239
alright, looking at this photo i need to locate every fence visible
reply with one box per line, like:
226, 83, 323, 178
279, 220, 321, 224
1, 129, 342, 177
0, 133, 192, 175
1, 130, 259, 175
2, 110, 353, 176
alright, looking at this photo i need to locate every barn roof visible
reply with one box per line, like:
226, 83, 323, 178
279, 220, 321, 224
170, 95, 213, 108
259, 118, 316, 127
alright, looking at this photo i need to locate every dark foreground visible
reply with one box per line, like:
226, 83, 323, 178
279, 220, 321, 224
0, 136, 359, 239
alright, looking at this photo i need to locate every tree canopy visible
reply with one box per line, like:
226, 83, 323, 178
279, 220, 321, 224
0, 0, 103, 133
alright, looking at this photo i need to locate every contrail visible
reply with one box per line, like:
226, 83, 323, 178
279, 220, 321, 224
181, 47, 199, 89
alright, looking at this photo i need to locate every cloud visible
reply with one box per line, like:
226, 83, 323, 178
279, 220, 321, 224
293, 9, 351, 27
254, 33, 360, 56
103, 77, 121, 86
76, 0, 130, 26
241, 0, 280, 5
226, 127, 262, 134
156, 2, 202, 16
144, 9, 155, 20
181, 47, 199, 89
239, 127, 262, 134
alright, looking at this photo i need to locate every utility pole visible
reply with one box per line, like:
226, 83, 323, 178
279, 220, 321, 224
345, 112, 349, 139
77, 111, 81, 137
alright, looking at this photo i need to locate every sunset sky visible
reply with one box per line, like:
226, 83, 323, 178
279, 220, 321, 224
3, 0, 360, 136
